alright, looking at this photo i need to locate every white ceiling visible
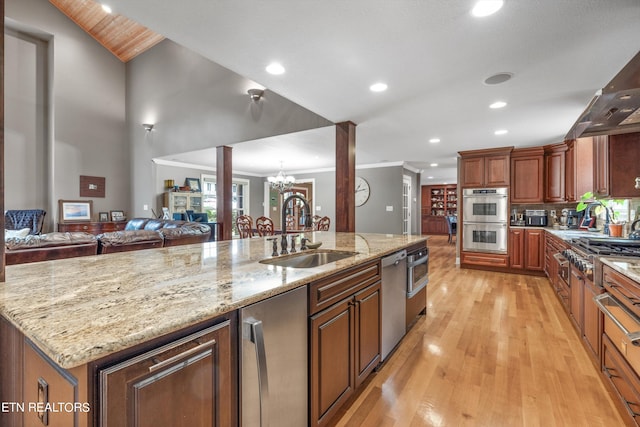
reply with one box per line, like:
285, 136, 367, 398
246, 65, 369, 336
108, 0, 640, 184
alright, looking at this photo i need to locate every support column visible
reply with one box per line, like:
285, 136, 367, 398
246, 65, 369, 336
1, 0, 5, 281
216, 146, 233, 241
335, 121, 356, 232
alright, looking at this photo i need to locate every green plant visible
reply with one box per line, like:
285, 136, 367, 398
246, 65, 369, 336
576, 192, 625, 224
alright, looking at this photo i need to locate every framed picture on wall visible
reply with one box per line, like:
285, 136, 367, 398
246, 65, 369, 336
185, 178, 201, 192
59, 200, 93, 223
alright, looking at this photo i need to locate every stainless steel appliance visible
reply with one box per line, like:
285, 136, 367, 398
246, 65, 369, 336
381, 250, 407, 361
524, 209, 548, 227
462, 187, 508, 254
462, 187, 509, 223
240, 286, 307, 427
407, 246, 428, 297
462, 222, 508, 254
566, 209, 581, 229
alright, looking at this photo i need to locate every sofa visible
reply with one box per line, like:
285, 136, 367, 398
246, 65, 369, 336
5, 218, 211, 264
97, 218, 211, 254
5, 232, 98, 265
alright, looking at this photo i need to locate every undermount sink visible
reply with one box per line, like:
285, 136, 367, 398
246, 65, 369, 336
259, 250, 358, 268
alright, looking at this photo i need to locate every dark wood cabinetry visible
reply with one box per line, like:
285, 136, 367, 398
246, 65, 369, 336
544, 143, 567, 202
509, 228, 544, 271
565, 138, 595, 202
421, 185, 457, 235
511, 147, 544, 203
593, 135, 610, 197
58, 221, 127, 235
100, 319, 234, 427
459, 148, 511, 188
609, 132, 640, 197
309, 260, 381, 427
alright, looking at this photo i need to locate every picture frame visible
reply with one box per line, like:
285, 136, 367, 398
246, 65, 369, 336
59, 200, 93, 223
185, 177, 201, 192
110, 210, 126, 222
98, 212, 109, 222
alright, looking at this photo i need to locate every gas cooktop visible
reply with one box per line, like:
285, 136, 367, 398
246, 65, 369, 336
571, 237, 640, 257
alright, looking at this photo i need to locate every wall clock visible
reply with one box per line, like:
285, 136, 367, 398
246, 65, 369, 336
355, 176, 370, 207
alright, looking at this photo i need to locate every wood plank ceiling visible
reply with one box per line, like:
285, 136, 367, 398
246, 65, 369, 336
49, 0, 164, 62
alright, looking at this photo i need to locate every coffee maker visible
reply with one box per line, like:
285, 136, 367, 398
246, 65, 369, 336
566, 209, 581, 229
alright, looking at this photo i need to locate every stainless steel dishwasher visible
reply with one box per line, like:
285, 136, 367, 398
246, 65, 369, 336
239, 286, 307, 427
381, 249, 407, 361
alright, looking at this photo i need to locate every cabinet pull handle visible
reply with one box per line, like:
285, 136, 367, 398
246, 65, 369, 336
623, 399, 640, 418
244, 318, 270, 427
594, 294, 640, 345
148, 339, 216, 372
603, 366, 619, 379
37, 377, 49, 425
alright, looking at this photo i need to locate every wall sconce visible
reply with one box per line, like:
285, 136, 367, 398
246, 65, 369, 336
142, 123, 154, 132
248, 89, 264, 102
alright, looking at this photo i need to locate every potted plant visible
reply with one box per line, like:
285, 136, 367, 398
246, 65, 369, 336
576, 192, 625, 236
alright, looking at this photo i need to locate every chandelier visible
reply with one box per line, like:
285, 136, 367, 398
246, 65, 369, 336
267, 162, 295, 193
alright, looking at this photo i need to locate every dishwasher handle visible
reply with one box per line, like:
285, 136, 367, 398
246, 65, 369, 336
382, 250, 407, 267
244, 318, 270, 426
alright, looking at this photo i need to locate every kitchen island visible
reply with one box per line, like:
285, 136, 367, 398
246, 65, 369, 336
0, 231, 427, 427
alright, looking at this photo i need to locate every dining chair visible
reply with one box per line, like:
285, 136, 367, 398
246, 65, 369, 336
285, 214, 296, 231
311, 215, 322, 231
317, 216, 330, 231
236, 215, 253, 238
255, 216, 275, 236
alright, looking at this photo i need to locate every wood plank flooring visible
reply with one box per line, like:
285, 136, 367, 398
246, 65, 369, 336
331, 236, 627, 426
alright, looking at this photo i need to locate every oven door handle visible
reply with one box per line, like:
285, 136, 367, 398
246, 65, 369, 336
594, 293, 640, 346
408, 254, 428, 268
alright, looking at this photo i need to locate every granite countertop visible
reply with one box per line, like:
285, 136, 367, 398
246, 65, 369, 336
600, 257, 640, 283
0, 232, 426, 369
544, 228, 610, 241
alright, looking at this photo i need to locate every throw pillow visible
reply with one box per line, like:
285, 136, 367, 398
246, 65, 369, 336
5, 228, 31, 239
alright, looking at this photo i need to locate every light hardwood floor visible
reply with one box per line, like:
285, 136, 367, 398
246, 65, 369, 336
332, 236, 627, 426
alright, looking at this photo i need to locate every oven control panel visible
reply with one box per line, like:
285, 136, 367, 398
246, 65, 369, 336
562, 248, 594, 281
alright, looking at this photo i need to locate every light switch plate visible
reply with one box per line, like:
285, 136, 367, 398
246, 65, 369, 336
386, 206, 393, 212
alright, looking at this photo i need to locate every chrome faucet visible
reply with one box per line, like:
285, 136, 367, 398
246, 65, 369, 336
281, 194, 312, 254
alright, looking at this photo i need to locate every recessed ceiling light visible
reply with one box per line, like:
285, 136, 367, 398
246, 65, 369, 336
430, 163, 438, 167
101, 3, 112, 13
427, 176, 434, 179
620, 94, 632, 100
266, 62, 285, 75
370, 82, 388, 92
494, 129, 508, 135
489, 101, 507, 109
429, 138, 441, 143
592, 123, 604, 127
484, 72, 513, 85
471, 0, 504, 17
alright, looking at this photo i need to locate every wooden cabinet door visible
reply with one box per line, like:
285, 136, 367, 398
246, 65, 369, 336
100, 321, 233, 427
509, 229, 524, 269
354, 282, 381, 387
593, 135, 609, 197
460, 157, 484, 187
545, 148, 566, 202
511, 150, 544, 203
565, 141, 576, 202
310, 298, 354, 427
524, 229, 544, 271
23, 342, 78, 427
609, 133, 640, 197
569, 268, 583, 331
484, 154, 510, 187
583, 280, 601, 361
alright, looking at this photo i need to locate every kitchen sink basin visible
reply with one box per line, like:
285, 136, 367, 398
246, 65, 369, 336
259, 250, 358, 268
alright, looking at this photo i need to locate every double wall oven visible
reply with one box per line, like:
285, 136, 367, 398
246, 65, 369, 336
462, 187, 508, 254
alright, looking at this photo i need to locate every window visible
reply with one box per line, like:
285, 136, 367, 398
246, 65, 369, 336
201, 175, 250, 237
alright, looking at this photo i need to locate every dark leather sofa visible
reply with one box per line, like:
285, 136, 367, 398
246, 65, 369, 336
5, 232, 98, 265
5, 218, 211, 264
97, 218, 211, 254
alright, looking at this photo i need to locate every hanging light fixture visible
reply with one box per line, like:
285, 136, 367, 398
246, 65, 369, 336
267, 162, 295, 193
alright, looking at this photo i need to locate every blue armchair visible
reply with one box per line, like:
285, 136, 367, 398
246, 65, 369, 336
5, 209, 47, 235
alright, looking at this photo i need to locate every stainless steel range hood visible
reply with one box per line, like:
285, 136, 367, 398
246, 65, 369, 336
566, 50, 640, 140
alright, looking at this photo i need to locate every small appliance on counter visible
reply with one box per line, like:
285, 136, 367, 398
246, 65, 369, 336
524, 209, 548, 227
566, 209, 581, 229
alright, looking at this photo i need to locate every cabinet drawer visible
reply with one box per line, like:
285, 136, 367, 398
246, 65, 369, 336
603, 266, 640, 320
309, 260, 380, 315
603, 334, 640, 425
461, 252, 509, 268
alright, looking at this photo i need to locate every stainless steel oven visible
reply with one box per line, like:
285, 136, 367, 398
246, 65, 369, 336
462, 187, 509, 223
407, 247, 428, 297
462, 222, 508, 254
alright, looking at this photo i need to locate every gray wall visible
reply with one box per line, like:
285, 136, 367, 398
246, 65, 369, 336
125, 39, 333, 218
6, 0, 129, 228
355, 166, 405, 235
